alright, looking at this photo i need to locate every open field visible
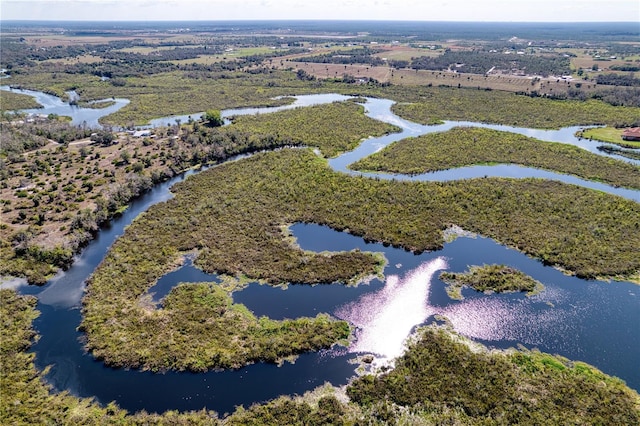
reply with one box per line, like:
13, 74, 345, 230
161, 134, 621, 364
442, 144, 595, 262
280, 60, 592, 94
40, 54, 104, 65
20, 34, 174, 47
577, 126, 640, 148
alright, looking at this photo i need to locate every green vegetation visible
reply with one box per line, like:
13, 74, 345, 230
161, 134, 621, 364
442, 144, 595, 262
228, 101, 400, 157
0, 90, 42, 111
82, 148, 640, 371
389, 86, 640, 129
0, 289, 219, 424
3, 22, 640, 425
203, 109, 224, 127
350, 126, 640, 190
347, 325, 640, 425
84, 281, 350, 371
410, 50, 571, 76
1, 116, 94, 157
598, 145, 640, 161
5, 288, 639, 425
0, 101, 395, 285
80, 155, 383, 371
8, 67, 639, 130
440, 264, 544, 299
4, 70, 333, 126
578, 126, 640, 148
77, 99, 117, 109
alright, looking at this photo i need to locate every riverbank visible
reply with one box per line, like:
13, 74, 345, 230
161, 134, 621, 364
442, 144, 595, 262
81, 147, 640, 373
4, 288, 639, 424
3, 92, 639, 286
350, 126, 640, 190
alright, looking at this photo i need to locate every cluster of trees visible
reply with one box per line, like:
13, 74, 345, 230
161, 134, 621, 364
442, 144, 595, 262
557, 86, 640, 108
410, 50, 572, 77
610, 64, 640, 72
0, 37, 92, 69
596, 73, 640, 87
0, 118, 94, 159
296, 47, 386, 67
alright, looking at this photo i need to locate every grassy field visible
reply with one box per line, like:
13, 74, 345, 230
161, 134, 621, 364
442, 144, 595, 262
349, 126, 640, 189
372, 46, 442, 61
280, 60, 590, 94
578, 126, 640, 148
40, 54, 104, 65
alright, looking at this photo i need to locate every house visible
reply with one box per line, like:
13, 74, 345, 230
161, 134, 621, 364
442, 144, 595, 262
132, 130, 151, 138
622, 127, 640, 141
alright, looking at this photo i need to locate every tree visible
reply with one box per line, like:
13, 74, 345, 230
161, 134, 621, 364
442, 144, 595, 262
204, 109, 224, 127
90, 130, 115, 146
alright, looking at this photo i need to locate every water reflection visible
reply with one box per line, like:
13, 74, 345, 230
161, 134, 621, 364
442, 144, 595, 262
336, 258, 447, 362
1, 91, 637, 414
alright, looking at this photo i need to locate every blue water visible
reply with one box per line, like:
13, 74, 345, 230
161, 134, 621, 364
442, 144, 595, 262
1, 90, 638, 415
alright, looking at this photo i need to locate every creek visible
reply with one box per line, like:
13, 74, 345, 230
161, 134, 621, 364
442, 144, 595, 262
2, 89, 639, 414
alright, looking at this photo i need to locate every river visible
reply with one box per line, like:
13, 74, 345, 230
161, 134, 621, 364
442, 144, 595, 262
2, 88, 639, 415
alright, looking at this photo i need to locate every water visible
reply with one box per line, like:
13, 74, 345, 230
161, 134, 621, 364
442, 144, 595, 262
0, 85, 130, 128
2, 90, 639, 414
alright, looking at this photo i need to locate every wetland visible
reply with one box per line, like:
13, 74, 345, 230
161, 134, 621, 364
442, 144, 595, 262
1, 21, 640, 424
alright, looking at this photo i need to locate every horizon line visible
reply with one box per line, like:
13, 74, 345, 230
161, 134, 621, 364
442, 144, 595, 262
2, 19, 639, 24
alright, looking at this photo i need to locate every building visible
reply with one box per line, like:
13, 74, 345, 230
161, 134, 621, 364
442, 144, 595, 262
622, 127, 640, 141
132, 130, 152, 138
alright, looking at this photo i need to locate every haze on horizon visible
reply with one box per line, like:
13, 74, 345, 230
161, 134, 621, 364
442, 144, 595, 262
2, 0, 639, 23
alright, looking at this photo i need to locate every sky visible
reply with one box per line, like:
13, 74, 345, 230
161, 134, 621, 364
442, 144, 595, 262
1, 0, 639, 22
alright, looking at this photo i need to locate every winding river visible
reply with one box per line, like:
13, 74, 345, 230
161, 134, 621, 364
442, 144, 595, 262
2, 88, 639, 415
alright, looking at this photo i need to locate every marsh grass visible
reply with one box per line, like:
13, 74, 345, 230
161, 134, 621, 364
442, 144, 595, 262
227, 101, 400, 158
347, 325, 640, 424
0, 90, 43, 110
440, 264, 544, 300
7, 288, 637, 425
350, 126, 640, 190
82, 148, 640, 372
386, 86, 640, 129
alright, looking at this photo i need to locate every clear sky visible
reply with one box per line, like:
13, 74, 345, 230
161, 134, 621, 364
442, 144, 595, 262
2, 0, 639, 22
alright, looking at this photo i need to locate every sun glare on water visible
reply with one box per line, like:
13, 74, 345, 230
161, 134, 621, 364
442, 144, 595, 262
336, 257, 448, 362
